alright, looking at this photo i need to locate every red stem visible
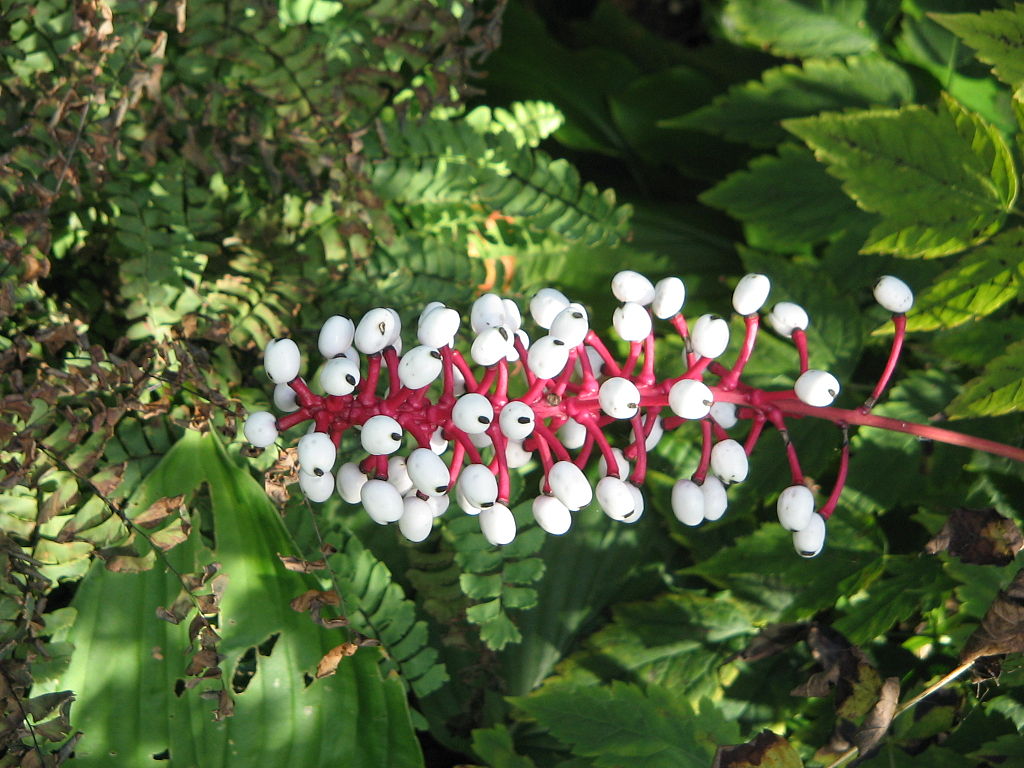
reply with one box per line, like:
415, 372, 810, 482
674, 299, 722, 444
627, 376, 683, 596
721, 315, 759, 390
862, 313, 906, 413
818, 429, 849, 521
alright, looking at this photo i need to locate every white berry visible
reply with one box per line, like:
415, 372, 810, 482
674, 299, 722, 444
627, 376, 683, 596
672, 478, 704, 526
596, 476, 635, 521
778, 485, 816, 532
611, 270, 655, 305
361, 414, 404, 455
318, 315, 355, 358
598, 447, 629, 479
710, 439, 748, 484
471, 326, 513, 367
452, 393, 494, 434
550, 304, 589, 347
794, 369, 840, 407
354, 308, 400, 354
406, 447, 450, 496
243, 411, 279, 447
652, 277, 685, 319
319, 356, 361, 396
710, 402, 737, 429
299, 469, 335, 503
612, 302, 653, 342
297, 432, 336, 477
479, 503, 517, 546
691, 314, 730, 359
387, 455, 413, 495
424, 493, 450, 518
502, 299, 522, 332
530, 288, 570, 329
625, 484, 644, 523
273, 382, 299, 413
527, 336, 570, 379
398, 345, 443, 389
336, 462, 367, 504
767, 302, 809, 338
499, 401, 536, 441
701, 476, 728, 521
558, 417, 587, 450
599, 377, 641, 420
360, 479, 405, 524
668, 379, 714, 420
793, 513, 826, 557
873, 275, 914, 314
548, 461, 592, 511
459, 463, 498, 508
533, 495, 571, 535
399, 496, 434, 542
430, 427, 448, 454
732, 273, 771, 316
505, 439, 533, 469
418, 306, 461, 348
264, 338, 301, 384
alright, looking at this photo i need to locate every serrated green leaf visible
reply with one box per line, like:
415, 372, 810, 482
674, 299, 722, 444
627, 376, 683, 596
471, 724, 538, 768
904, 230, 1021, 331
724, 0, 877, 58
701, 144, 863, 249
673, 56, 913, 148
932, 5, 1024, 89
946, 339, 1024, 418
785, 95, 1017, 257
513, 683, 736, 768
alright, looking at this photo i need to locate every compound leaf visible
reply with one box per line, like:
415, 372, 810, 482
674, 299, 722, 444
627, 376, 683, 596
724, 0, 877, 59
946, 338, 1024, 418
932, 5, 1024, 89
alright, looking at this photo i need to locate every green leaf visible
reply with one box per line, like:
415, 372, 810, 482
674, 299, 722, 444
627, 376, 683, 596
673, 56, 913, 148
946, 338, 1024, 418
513, 683, 736, 768
932, 5, 1024, 89
723, 0, 877, 58
701, 144, 864, 249
471, 724, 538, 768
785, 94, 1017, 257
904, 229, 1021, 331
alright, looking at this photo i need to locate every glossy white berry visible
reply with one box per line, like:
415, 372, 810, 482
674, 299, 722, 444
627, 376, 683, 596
691, 314, 730, 359
361, 414, 404, 455
264, 338, 301, 384
778, 485, 816, 532
336, 462, 367, 504
767, 302, 809, 338
732, 273, 771, 316
612, 302, 652, 342
297, 432, 336, 477
430, 427, 448, 455
506, 329, 530, 363
299, 469, 335, 503
318, 315, 356, 358
243, 411, 279, 447
701, 476, 728, 521
424, 493, 450, 518
596, 476, 635, 521
668, 379, 714, 420
398, 345, 443, 389
527, 336, 570, 379
710, 402, 738, 429
459, 464, 498, 508
419, 301, 444, 323
360, 479, 405, 524
399, 496, 434, 542
795, 369, 840, 407
471, 326, 513, 367
625, 484, 645, 523
558, 417, 587, 449
645, 415, 664, 451
652, 277, 686, 319
710, 439, 748, 484
671, 478, 704, 526
499, 401, 536, 441
471, 293, 506, 333
406, 447, 450, 496
505, 439, 533, 469
793, 513, 826, 557
874, 275, 914, 314
354, 308, 400, 354
530, 288, 570, 329
611, 270, 655, 305
470, 431, 493, 449
550, 304, 589, 347
418, 306, 461, 348
273, 383, 299, 413
548, 461, 593, 511
599, 377, 641, 420
387, 455, 413, 495
533, 495, 571, 535
455, 483, 482, 515
502, 299, 522, 331
598, 447, 629, 479
479, 503, 517, 546
319, 356, 361, 396
452, 393, 494, 434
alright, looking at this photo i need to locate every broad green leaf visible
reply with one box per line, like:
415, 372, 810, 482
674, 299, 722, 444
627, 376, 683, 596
48, 431, 423, 767
513, 683, 737, 768
723, 0, 877, 58
471, 725, 538, 768
932, 5, 1024, 89
903, 229, 1021, 331
672, 56, 913, 147
946, 339, 1024, 418
701, 144, 864, 249
785, 95, 1017, 257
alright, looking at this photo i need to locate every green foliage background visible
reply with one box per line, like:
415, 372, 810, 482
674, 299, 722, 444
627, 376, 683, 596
1, 0, 1023, 765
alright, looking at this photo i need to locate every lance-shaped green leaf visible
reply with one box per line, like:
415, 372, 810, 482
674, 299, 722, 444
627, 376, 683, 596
946, 339, 1024, 419
932, 6, 1024, 89
785, 95, 1017, 258
902, 228, 1021, 332
672, 56, 913, 148
723, 0, 877, 59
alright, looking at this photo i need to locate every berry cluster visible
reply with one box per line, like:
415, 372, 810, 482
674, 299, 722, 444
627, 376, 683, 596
244, 271, 917, 556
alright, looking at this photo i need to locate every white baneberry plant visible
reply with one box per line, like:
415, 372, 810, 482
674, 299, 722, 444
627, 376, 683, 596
244, 273, 1024, 556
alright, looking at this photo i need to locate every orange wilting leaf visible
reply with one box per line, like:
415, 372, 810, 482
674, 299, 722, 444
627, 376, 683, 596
961, 567, 1024, 663
925, 508, 1023, 566
133, 495, 185, 527
712, 730, 803, 768
290, 589, 340, 613
277, 553, 327, 573
315, 643, 360, 679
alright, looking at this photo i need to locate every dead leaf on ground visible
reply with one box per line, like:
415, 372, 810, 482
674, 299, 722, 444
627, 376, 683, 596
712, 730, 804, 768
961, 567, 1024, 663
926, 508, 1023, 566
315, 643, 359, 679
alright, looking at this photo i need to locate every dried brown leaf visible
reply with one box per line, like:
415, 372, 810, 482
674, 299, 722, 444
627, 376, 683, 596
851, 677, 899, 756
99, 546, 155, 573
733, 623, 809, 663
149, 517, 191, 552
925, 508, 1023, 566
961, 567, 1024, 662
290, 589, 340, 614
315, 643, 359, 679
277, 554, 327, 573
133, 495, 185, 527
791, 625, 881, 721
712, 730, 804, 768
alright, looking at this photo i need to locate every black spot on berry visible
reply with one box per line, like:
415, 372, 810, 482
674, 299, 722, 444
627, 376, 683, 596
477, 416, 490, 424
377, 321, 386, 334
430, 350, 442, 359
391, 433, 401, 441
435, 485, 448, 494
517, 416, 531, 424
345, 374, 356, 385
553, 339, 565, 346
313, 468, 324, 477
480, 501, 494, 508
572, 311, 583, 319
498, 327, 509, 340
